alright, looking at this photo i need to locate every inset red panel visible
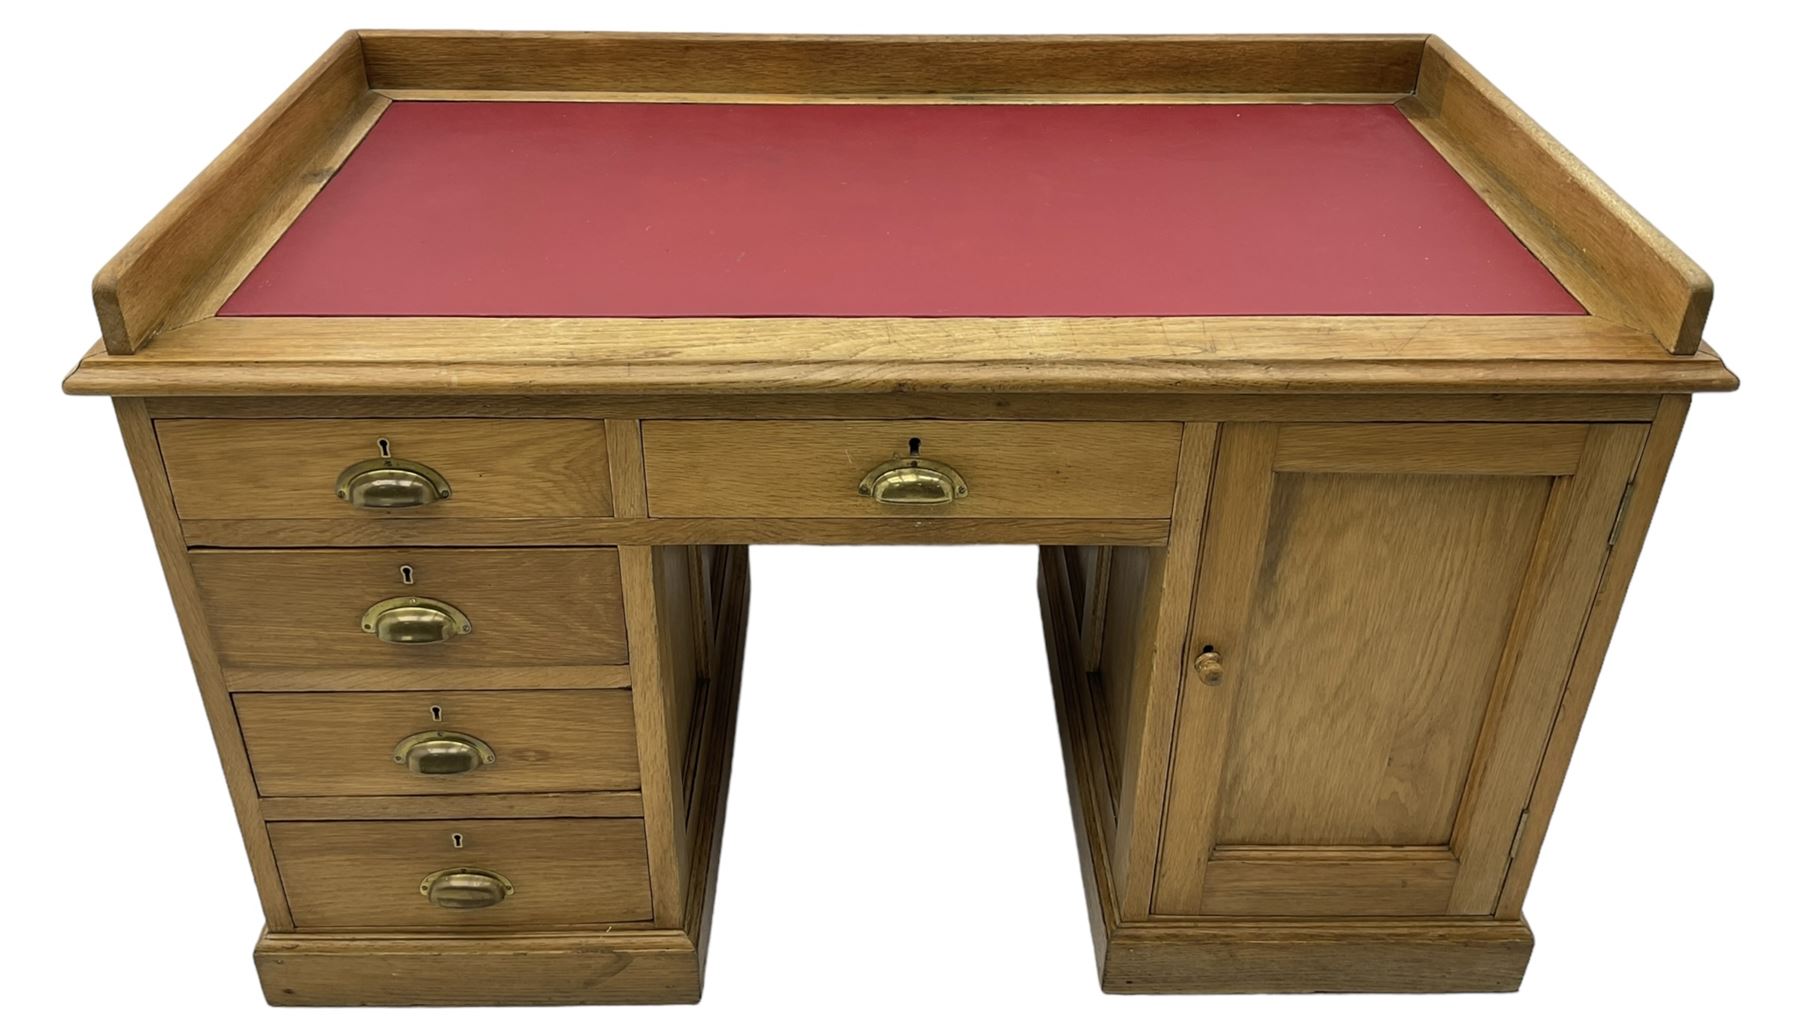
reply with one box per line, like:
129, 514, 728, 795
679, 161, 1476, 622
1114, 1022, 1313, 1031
221, 101, 1582, 318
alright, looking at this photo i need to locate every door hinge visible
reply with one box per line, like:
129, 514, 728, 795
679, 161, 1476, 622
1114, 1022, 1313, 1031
1509, 810, 1532, 859
1606, 481, 1637, 547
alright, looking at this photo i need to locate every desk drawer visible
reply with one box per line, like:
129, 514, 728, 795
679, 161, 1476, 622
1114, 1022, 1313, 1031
237, 689, 639, 797
191, 548, 628, 670
269, 818, 652, 929
157, 418, 612, 519
640, 420, 1183, 518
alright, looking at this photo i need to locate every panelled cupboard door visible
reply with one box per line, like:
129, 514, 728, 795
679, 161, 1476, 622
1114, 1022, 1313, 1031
1154, 423, 1646, 918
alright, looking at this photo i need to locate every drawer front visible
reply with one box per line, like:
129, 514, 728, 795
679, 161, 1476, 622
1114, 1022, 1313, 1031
192, 548, 627, 669
269, 818, 652, 929
157, 418, 612, 519
640, 420, 1183, 518
237, 689, 639, 797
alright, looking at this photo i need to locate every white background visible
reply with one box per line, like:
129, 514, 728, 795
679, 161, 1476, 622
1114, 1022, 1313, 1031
4, 1, 1793, 1027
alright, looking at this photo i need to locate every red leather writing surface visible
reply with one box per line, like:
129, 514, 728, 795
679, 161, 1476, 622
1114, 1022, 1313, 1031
221, 101, 1582, 318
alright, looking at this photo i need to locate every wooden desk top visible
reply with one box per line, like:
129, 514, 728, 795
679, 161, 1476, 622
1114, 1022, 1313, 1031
63, 33, 1735, 397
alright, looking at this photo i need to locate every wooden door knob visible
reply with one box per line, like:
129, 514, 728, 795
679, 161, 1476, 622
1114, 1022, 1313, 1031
1193, 649, 1225, 687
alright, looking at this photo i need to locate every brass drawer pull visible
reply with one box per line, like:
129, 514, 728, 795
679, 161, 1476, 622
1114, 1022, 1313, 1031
361, 597, 473, 644
858, 457, 968, 505
335, 457, 452, 509
419, 867, 514, 909
1193, 648, 1226, 687
393, 731, 496, 775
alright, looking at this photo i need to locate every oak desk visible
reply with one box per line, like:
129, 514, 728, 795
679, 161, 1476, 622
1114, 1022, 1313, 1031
64, 31, 1737, 1004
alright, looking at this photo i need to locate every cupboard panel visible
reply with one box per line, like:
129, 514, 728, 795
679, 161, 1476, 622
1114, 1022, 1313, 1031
1154, 422, 1643, 917
1217, 472, 1549, 847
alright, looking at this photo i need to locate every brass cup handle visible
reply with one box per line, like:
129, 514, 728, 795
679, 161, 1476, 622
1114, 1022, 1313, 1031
857, 457, 969, 505
393, 730, 496, 775
1193, 649, 1226, 687
420, 867, 514, 910
335, 457, 452, 509
361, 597, 473, 644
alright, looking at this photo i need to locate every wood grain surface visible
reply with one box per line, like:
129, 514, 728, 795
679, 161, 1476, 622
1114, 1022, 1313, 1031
358, 32, 1428, 95
1042, 543, 1533, 992
140, 392, 1663, 422
1213, 472, 1549, 847
191, 547, 628, 670
641, 419, 1182, 518
236, 689, 639, 796
269, 817, 652, 929
1154, 421, 1643, 918
157, 417, 612, 519
66, 314, 1737, 396
255, 929, 702, 1005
